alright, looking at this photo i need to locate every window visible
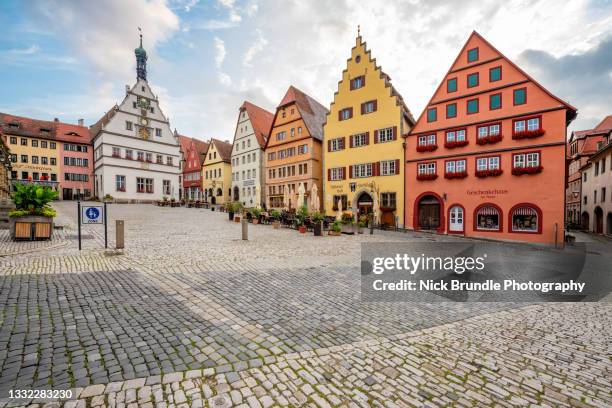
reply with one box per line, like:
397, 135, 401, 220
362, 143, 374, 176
32, 140, 38, 147
150, 107, 154, 114
418, 134, 436, 146
50, 142, 56, 149
361, 100, 377, 114
126, 121, 133, 130
417, 162, 436, 175
298, 127, 302, 134
467, 98, 479, 114
332, 195, 348, 211
476, 156, 500, 171
21, 155, 28, 163
116, 175, 126, 192
21, 138, 27, 146
513, 117, 540, 134
163, 180, 171, 195
155, 128, 162, 137
42, 157, 48, 165
427, 108, 437, 123
380, 160, 398, 176
467, 47, 479, 62
125, 149, 133, 160
475, 205, 500, 231
602, 187, 606, 202
513, 88, 526, 105
167, 157, 173, 166
112, 147, 121, 157
351, 75, 365, 90
446, 129, 466, 143
9, 137, 16, 144
156, 154, 163, 164
329, 138, 344, 152
31, 156, 39, 164
276, 131, 286, 141
352, 133, 368, 147
381, 193, 397, 209
446, 103, 457, 118
137, 151, 144, 161
511, 206, 539, 233
145, 178, 154, 193
146, 153, 152, 162
298, 144, 308, 154
137, 178, 145, 193
50, 158, 56, 165
329, 167, 345, 181
352, 163, 373, 178
467, 72, 479, 88
41, 141, 47, 148
447, 78, 457, 93
513, 152, 540, 168
445, 159, 466, 174
10, 154, 16, 163
22, 171, 28, 179
377, 127, 394, 143
489, 93, 501, 110
339, 108, 353, 121
489, 66, 502, 82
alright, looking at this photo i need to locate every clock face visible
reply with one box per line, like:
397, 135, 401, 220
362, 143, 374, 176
140, 117, 148, 126
137, 98, 150, 109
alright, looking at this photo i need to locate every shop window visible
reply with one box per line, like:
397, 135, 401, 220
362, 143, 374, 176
475, 205, 501, 231
511, 205, 539, 233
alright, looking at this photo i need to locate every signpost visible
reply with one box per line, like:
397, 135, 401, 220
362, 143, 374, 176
77, 201, 108, 250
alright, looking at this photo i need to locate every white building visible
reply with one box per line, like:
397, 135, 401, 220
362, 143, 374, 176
230, 101, 273, 207
91, 34, 181, 202
581, 138, 612, 235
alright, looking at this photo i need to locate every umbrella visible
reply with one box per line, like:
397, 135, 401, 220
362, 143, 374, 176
297, 182, 305, 210
310, 184, 319, 212
283, 186, 290, 210
336, 196, 343, 220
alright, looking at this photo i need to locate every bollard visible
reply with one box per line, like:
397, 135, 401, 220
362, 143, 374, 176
369, 220, 374, 235
241, 218, 248, 240
116, 220, 125, 249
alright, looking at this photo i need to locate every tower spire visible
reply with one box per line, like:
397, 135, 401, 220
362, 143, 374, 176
135, 27, 148, 81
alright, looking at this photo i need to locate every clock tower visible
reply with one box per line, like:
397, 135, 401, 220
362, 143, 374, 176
135, 30, 147, 81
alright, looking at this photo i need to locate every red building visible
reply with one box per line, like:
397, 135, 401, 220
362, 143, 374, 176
56, 119, 93, 200
405, 31, 576, 245
177, 132, 209, 200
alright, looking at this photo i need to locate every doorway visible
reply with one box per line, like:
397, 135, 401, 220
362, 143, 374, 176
607, 212, 612, 235
417, 195, 441, 230
233, 186, 240, 201
62, 188, 73, 200
448, 205, 464, 233
594, 207, 603, 233
581, 211, 590, 230
356, 192, 373, 218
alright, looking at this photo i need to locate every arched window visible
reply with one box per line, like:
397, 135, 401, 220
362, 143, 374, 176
511, 205, 540, 233
475, 204, 501, 231
216, 188, 223, 197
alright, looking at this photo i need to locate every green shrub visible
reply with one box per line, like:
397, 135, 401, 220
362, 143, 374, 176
332, 220, 342, 232
9, 183, 58, 218
251, 207, 262, 218
270, 209, 281, 220
312, 211, 324, 222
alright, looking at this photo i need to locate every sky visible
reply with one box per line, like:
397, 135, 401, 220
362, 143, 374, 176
0, 0, 610, 142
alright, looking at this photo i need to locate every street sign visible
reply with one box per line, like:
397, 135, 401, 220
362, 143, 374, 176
82, 205, 104, 224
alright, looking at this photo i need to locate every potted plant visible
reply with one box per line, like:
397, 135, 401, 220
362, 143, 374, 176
188, 199, 194, 208
103, 194, 113, 203
341, 212, 356, 234
295, 205, 309, 233
233, 202, 243, 222
329, 220, 342, 236
312, 211, 324, 236
251, 207, 262, 224
170, 197, 177, 207
161, 196, 168, 206
225, 202, 235, 220
271, 209, 281, 229
358, 215, 368, 234
9, 183, 58, 241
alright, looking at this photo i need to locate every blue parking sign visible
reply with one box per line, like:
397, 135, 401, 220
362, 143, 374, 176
82, 205, 103, 224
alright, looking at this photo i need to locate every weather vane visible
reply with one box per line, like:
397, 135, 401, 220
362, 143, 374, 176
358, 25, 361, 36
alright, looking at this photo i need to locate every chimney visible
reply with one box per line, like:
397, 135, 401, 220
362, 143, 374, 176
54, 118, 59, 123
78, 118, 84, 126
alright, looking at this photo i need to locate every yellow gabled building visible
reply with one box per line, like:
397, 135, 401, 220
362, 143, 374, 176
323, 32, 415, 228
202, 138, 232, 206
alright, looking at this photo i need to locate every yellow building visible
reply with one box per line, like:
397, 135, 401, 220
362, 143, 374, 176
202, 138, 232, 206
323, 33, 415, 228
1, 114, 61, 192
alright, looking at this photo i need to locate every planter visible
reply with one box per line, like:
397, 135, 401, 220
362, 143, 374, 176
10, 216, 54, 241
228, 212, 234, 221
272, 220, 281, 229
416, 174, 438, 181
252, 219, 259, 225
358, 226, 364, 234
298, 226, 306, 233
313, 221, 323, 236
341, 223, 356, 235
416, 144, 438, 152
234, 216, 241, 223
211, 206, 215, 211
329, 230, 341, 236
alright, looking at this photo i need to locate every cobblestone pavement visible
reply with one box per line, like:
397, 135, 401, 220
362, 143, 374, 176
1, 202, 611, 407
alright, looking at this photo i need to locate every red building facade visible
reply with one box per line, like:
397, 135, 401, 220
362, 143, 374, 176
56, 119, 93, 200
177, 133, 209, 200
405, 32, 576, 245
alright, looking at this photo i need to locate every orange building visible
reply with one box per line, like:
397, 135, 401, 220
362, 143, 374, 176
264, 86, 328, 209
405, 31, 576, 245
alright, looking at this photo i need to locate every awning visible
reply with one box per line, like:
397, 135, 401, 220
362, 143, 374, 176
514, 206, 536, 216
477, 206, 499, 216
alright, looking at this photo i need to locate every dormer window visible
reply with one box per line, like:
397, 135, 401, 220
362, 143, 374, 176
8, 122, 19, 129
40, 128, 50, 135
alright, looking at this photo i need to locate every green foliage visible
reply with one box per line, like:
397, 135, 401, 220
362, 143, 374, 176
224, 202, 234, 212
332, 220, 342, 232
10, 183, 58, 214
341, 211, 354, 225
250, 207, 262, 218
104, 194, 113, 200
270, 209, 281, 220
311, 211, 324, 222
295, 205, 309, 227
162, 196, 168, 201
359, 214, 369, 227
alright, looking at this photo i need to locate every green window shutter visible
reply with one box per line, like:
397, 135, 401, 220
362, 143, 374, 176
467, 47, 479, 62
490, 66, 501, 82
447, 78, 457, 93
513, 88, 526, 105
467, 99, 479, 114
467, 73, 479, 88
446, 103, 457, 118
427, 108, 437, 123
489, 94, 501, 110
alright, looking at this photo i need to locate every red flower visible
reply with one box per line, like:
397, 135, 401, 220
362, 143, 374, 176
416, 144, 438, 152
512, 129, 545, 139
476, 134, 503, 145
444, 171, 468, 179
416, 173, 438, 181
444, 140, 469, 149
475, 169, 503, 178
512, 165, 543, 175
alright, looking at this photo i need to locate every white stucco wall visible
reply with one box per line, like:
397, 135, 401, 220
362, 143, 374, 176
230, 110, 265, 207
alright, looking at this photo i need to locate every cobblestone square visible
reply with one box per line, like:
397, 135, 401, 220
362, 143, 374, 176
1, 202, 611, 407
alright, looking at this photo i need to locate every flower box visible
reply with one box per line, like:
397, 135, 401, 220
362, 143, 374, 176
476, 134, 503, 145
416, 173, 438, 181
512, 129, 545, 140
444, 171, 468, 179
475, 169, 503, 178
512, 165, 543, 175
416, 144, 438, 152
10, 216, 53, 241
444, 140, 469, 148
137, 188, 145, 193
116, 187, 126, 192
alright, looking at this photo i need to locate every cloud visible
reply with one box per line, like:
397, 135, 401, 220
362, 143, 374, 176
242, 29, 268, 67
26, 0, 180, 80
517, 35, 612, 131
214, 37, 226, 68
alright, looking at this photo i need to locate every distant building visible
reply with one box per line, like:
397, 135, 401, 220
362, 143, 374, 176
90, 34, 181, 202
230, 101, 274, 208
0, 134, 11, 200
177, 133, 209, 200
202, 139, 233, 206
56, 119, 93, 200
264, 86, 328, 210
566, 115, 612, 228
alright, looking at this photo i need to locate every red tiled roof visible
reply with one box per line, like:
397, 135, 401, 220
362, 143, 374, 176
208, 138, 233, 162
90, 105, 118, 139
55, 121, 91, 144
0, 112, 57, 140
240, 101, 273, 148
594, 115, 612, 132
275, 85, 328, 142
177, 134, 210, 160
